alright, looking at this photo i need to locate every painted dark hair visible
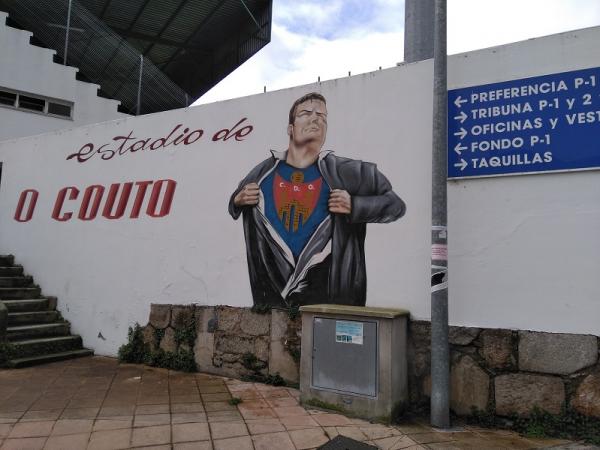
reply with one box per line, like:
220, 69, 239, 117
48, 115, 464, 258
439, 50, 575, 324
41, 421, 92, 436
288, 92, 326, 125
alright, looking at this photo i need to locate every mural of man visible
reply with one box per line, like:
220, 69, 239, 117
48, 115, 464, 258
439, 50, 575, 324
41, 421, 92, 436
229, 92, 405, 307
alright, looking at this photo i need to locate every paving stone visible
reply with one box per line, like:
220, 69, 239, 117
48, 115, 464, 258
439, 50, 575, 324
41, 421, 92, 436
280, 414, 320, 430
245, 418, 285, 435
450, 355, 490, 415
209, 421, 248, 439
136, 404, 170, 415
8, 421, 54, 438
519, 331, 598, 375
372, 435, 418, 450
260, 388, 291, 399
204, 402, 237, 413
359, 424, 402, 441
172, 422, 210, 442
20, 409, 62, 422
201, 393, 231, 402
173, 441, 213, 450
98, 405, 136, 417
273, 406, 309, 418
313, 413, 352, 426
207, 411, 243, 423
149, 304, 171, 329
571, 371, 600, 418
88, 428, 131, 450
134, 413, 171, 427
251, 431, 295, 450
171, 412, 208, 424
265, 397, 298, 408
50, 418, 93, 436
336, 425, 369, 441
0, 437, 46, 450
171, 403, 205, 413
92, 418, 133, 431
495, 373, 565, 416
43, 432, 90, 450
289, 427, 329, 449
60, 407, 99, 419
0, 424, 12, 438
130, 424, 171, 447
213, 435, 253, 450
479, 329, 515, 369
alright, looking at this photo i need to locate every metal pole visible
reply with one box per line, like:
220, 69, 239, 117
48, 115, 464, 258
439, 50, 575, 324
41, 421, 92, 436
404, 0, 435, 63
136, 54, 143, 115
430, 0, 449, 429
63, 0, 73, 65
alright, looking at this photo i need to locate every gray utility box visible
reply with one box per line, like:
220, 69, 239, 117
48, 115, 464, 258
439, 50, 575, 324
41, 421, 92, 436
299, 304, 409, 420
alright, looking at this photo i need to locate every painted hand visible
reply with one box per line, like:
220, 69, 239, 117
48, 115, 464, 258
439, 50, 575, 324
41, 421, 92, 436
234, 183, 260, 206
328, 189, 351, 214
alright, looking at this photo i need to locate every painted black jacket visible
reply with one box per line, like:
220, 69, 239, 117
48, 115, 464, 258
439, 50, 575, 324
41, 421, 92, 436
228, 151, 406, 307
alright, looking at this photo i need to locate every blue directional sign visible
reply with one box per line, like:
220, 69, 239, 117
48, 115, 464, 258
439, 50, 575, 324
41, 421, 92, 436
448, 67, 600, 178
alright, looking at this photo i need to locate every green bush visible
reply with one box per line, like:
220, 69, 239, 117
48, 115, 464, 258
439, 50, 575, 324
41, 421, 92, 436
118, 324, 149, 364
118, 323, 197, 373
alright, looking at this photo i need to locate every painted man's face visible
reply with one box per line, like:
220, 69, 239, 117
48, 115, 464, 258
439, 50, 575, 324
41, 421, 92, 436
288, 99, 328, 147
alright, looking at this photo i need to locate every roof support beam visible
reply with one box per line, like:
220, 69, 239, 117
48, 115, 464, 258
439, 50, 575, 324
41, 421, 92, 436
111, 27, 210, 54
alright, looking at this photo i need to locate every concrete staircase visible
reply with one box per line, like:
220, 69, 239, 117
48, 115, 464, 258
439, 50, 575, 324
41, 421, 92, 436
0, 254, 92, 368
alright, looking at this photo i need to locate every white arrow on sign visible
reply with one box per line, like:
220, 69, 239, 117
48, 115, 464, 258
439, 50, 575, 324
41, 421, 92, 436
453, 127, 467, 140
454, 96, 468, 108
454, 143, 467, 156
453, 111, 467, 123
453, 159, 468, 171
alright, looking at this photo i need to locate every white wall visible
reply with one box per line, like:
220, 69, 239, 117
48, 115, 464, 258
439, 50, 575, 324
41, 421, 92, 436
0, 26, 598, 356
0, 11, 126, 141
447, 27, 600, 335
0, 64, 433, 356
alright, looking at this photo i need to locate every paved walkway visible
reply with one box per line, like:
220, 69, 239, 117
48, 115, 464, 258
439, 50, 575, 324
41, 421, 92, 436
0, 357, 589, 449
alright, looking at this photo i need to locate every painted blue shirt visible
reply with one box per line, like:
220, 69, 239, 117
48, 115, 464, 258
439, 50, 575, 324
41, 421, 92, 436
261, 161, 330, 260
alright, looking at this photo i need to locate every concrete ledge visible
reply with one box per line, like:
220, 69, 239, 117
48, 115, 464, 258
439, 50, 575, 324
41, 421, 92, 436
299, 304, 410, 318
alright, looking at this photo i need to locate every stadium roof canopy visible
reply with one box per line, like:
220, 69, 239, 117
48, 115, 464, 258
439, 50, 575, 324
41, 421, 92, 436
0, 0, 272, 114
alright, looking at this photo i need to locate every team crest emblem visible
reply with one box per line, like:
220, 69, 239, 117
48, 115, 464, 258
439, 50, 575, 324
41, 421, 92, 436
273, 171, 322, 232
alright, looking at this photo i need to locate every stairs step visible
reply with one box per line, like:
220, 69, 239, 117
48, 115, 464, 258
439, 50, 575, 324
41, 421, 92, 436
7, 322, 70, 341
8, 310, 60, 325
0, 276, 33, 287
1, 298, 49, 312
0, 255, 14, 266
8, 349, 94, 368
0, 266, 24, 276
11, 335, 83, 358
0, 287, 41, 299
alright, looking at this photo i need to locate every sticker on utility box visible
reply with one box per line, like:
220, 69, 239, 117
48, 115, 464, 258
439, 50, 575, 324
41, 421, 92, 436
335, 321, 363, 345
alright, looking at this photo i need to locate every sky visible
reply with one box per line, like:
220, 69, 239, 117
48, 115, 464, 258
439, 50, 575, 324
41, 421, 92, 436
195, 0, 600, 105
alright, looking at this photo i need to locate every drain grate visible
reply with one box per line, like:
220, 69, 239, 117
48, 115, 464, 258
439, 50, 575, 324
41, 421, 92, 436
318, 435, 378, 450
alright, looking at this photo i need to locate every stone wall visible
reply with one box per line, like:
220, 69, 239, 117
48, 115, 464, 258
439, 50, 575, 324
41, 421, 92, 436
409, 321, 600, 419
140, 306, 600, 419
142, 304, 301, 384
